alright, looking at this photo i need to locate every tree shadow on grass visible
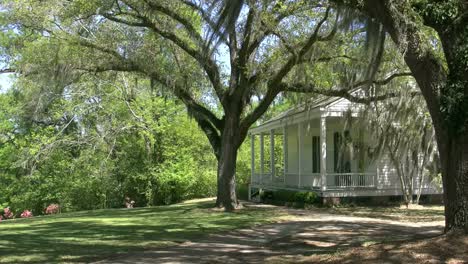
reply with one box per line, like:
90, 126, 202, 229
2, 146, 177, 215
0, 201, 280, 263
95, 218, 445, 264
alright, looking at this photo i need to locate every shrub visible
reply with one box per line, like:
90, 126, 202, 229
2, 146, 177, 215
45, 204, 60, 214
293, 192, 320, 205
3, 207, 14, 219
259, 190, 321, 208
20, 210, 33, 218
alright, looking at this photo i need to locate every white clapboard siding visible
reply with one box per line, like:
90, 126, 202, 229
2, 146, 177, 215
377, 152, 401, 189
286, 125, 299, 174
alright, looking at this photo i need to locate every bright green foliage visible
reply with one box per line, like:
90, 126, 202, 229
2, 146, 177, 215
0, 76, 218, 214
413, 0, 468, 134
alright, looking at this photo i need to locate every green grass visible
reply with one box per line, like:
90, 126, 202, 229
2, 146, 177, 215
0, 199, 284, 263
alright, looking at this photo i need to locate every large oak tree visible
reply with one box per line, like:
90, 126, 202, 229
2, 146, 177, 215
3, 0, 414, 211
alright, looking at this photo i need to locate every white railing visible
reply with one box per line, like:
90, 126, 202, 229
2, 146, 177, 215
252, 172, 376, 189
326, 173, 375, 188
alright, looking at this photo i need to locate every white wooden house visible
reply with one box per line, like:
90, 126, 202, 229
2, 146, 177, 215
248, 94, 441, 201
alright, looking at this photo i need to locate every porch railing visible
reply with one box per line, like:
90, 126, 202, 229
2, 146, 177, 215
251, 172, 376, 189
326, 173, 375, 188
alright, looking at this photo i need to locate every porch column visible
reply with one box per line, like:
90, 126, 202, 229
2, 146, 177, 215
260, 133, 264, 184
283, 125, 288, 181
270, 129, 275, 181
298, 122, 302, 188
320, 115, 327, 191
250, 134, 255, 183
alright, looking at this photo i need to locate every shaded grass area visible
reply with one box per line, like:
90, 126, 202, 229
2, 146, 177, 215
284, 233, 468, 264
323, 205, 445, 222
0, 199, 284, 263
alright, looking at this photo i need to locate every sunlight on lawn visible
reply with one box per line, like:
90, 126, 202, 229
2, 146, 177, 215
0, 199, 284, 263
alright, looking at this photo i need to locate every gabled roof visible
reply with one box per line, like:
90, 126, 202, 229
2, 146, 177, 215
249, 88, 362, 134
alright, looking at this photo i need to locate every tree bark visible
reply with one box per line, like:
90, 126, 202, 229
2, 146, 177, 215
215, 112, 242, 211
439, 129, 468, 232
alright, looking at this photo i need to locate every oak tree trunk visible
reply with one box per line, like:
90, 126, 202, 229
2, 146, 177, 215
214, 113, 242, 211
438, 128, 468, 232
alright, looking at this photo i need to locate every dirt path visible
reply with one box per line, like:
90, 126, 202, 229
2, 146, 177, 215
95, 204, 446, 264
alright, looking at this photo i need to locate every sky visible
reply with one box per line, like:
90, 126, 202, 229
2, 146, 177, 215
0, 73, 14, 93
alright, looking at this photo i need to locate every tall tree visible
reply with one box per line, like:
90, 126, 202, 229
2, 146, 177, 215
336, 0, 468, 233
217, 0, 468, 232
3, 0, 414, 211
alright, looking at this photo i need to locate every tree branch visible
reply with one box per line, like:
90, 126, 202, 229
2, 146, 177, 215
180, 0, 229, 45
244, 3, 306, 58
103, 4, 225, 105
149, 72, 223, 157
0, 68, 15, 74
268, 6, 332, 86
140, 0, 205, 45
173, 88, 224, 131
239, 84, 284, 135
281, 82, 420, 104
73, 37, 224, 133
350, 72, 413, 88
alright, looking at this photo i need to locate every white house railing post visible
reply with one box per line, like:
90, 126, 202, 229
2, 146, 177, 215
320, 115, 327, 191
260, 133, 264, 185
283, 125, 288, 183
298, 122, 302, 188
270, 129, 275, 182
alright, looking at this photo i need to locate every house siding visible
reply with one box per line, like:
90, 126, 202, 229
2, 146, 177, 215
377, 153, 400, 190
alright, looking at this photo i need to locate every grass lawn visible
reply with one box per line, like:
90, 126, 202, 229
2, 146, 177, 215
0, 199, 284, 263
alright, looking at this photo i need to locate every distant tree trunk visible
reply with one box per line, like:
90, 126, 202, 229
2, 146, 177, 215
415, 130, 433, 204
389, 146, 411, 206
415, 161, 425, 205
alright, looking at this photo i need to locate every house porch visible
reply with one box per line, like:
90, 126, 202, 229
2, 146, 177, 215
248, 111, 378, 200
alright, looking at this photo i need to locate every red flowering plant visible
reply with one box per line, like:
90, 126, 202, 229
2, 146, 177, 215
20, 210, 33, 218
3, 207, 14, 219
45, 204, 60, 214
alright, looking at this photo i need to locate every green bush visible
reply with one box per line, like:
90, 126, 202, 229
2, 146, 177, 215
293, 191, 320, 204
236, 184, 249, 200
0, 94, 218, 214
259, 190, 320, 208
